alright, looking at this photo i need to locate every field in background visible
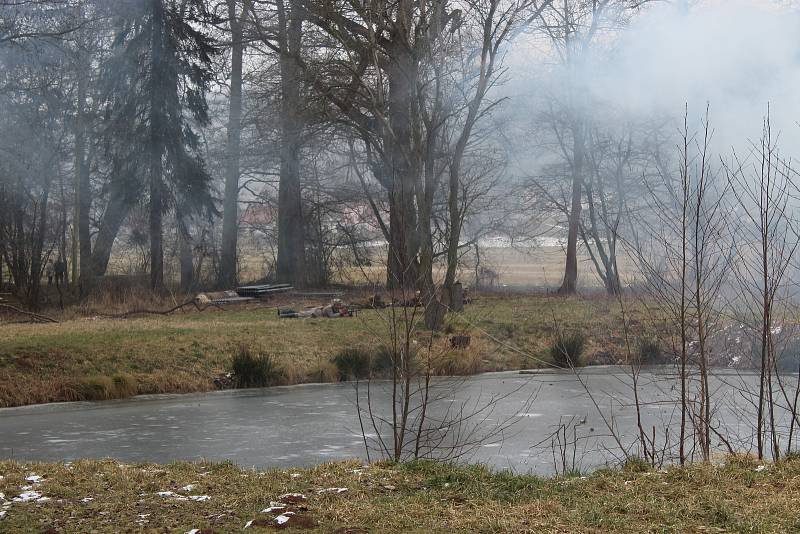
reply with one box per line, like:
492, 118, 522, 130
94, 236, 639, 291
0, 294, 661, 408
241, 245, 639, 290
1, 456, 798, 532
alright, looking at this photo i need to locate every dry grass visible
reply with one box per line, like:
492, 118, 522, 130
427, 336, 492, 376
0, 455, 798, 532
0, 294, 662, 407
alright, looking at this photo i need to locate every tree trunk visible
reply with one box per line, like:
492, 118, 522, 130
9, 176, 29, 292
385, 44, 420, 291
149, 164, 164, 291
75, 64, 92, 296
558, 120, 585, 295
218, 0, 245, 289
178, 216, 194, 293
148, 0, 165, 292
275, 0, 307, 287
386, 191, 419, 289
418, 165, 443, 328
28, 175, 52, 309
90, 185, 130, 277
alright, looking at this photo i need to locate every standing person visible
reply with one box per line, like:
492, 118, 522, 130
54, 257, 66, 288
46, 260, 54, 286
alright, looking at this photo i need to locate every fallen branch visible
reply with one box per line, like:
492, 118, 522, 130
101, 298, 225, 319
0, 304, 59, 323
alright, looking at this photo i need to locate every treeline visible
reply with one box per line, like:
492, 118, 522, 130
5, 0, 784, 324
1, 0, 565, 320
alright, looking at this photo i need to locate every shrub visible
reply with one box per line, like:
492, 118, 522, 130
430, 348, 482, 376
111, 373, 138, 397
332, 348, 372, 380
73, 373, 140, 402
306, 361, 340, 383
332, 345, 405, 380
622, 456, 651, 473
230, 346, 283, 388
549, 332, 586, 368
371, 345, 399, 376
79, 376, 115, 401
783, 451, 800, 463
637, 338, 664, 364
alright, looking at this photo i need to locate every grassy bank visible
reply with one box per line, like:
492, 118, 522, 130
0, 294, 660, 407
0, 456, 798, 532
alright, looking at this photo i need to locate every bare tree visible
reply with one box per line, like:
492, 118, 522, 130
533, 0, 652, 294
632, 108, 731, 463
724, 111, 800, 460
355, 289, 530, 462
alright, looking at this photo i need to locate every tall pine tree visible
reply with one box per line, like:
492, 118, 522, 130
104, 0, 217, 291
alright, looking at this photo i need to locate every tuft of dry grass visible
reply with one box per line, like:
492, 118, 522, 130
0, 456, 798, 532
426, 337, 490, 376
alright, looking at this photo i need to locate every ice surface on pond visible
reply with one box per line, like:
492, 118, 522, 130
0, 368, 795, 476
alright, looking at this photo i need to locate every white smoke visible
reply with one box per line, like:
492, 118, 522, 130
596, 0, 800, 152
500, 0, 800, 169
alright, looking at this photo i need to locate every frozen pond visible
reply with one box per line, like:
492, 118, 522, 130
0, 366, 794, 475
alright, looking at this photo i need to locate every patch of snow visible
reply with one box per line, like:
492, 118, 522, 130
290, 473, 301, 478
277, 492, 306, 502
244, 520, 254, 529
36, 496, 50, 503
754, 465, 766, 472
261, 505, 286, 513
316, 487, 348, 494
275, 512, 295, 525
80, 497, 94, 503
186, 530, 200, 534
20, 485, 32, 491
25, 474, 42, 484
189, 495, 210, 502
156, 491, 188, 501
181, 484, 195, 492
12, 491, 42, 503
0, 510, 6, 519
